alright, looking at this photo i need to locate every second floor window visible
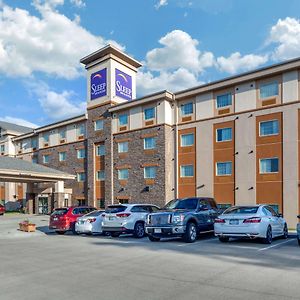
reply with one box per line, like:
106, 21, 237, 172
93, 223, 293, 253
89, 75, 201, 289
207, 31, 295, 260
59, 128, 66, 140
43, 155, 49, 164
144, 166, 156, 179
180, 102, 193, 116
260, 158, 279, 174
181, 133, 194, 147
216, 162, 232, 176
119, 114, 128, 126
96, 144, 105, 156
144, 107, 155, 120
144, 137, 156, 150
216, 128, 232, 142
118, 169, 129, 180
260, 81, 278, 99
180, 165, 194, 177
59, 152, 66, 162
259, 120, 279, 136
118, 141, 128, 153
216, 93, 232, 108
95, 119, 104, 131
31, 138, 38, 149
43, 132, 50, 143
77, 149, 86, 159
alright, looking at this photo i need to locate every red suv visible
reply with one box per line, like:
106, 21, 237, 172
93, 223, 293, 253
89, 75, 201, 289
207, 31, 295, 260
49, 206, 96, 234
0, 204, 5, 215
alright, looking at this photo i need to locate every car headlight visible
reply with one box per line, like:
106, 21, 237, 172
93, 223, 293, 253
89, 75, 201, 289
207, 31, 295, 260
172, 214, 185, 223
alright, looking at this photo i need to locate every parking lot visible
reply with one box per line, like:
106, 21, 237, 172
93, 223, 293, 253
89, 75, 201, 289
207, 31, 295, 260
0, 215, 299, 300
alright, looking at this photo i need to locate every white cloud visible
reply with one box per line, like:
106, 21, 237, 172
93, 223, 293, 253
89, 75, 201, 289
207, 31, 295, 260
268, 17, 300, 61
70, 0, 85, 8
155, 0, 168, 10
146, 30, 214, 73
216, 52, 268, 74
26, 81, 86, 120
0, 116, 38, 128
0, 1, 123, 79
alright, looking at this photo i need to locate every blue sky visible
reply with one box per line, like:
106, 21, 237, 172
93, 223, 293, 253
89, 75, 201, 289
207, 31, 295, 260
0, 0, 300, 128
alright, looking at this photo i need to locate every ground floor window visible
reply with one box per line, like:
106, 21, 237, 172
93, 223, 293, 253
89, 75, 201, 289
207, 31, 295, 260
77, 199, 86, 206
98, 198, 105, 209
118, 199, 129, 204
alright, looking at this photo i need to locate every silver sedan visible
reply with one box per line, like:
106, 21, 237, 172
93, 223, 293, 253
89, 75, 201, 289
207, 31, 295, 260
297, 215, 300, 246
214, 205, 288, 244
75, 210, 104, 235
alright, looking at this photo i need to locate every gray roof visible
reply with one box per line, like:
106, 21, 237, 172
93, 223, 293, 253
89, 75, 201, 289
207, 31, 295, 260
0, 156, 69, 176
0, 121, 34, 134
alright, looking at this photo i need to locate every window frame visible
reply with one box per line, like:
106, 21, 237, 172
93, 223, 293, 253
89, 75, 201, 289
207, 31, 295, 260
96, 170, 105, 181
216, 127, 233, 142
77, 172, 86, 182
259, 157, 279, 174
94, 119, 104, 131
77, 148, 86, 159
259, 119, 279, 137
216, 93, 232, 109
42, 155, 49, 164
216, 161, 232, 176
118, 141, 128, 153
180, 102, 194, 117
118, 113, 128, 127
96, 144, 105, 156
144, 137, 156, 150
118, 169, 129, 180
59, 152, 66, 162
259, 80, 279, 100
180, 133, 195, 147
180, 165, 194, 178
144, 107, 156, 121
144, 166, 157, 179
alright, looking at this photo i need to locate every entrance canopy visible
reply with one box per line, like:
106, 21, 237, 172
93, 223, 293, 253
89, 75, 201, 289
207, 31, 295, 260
0, 156, 75, 183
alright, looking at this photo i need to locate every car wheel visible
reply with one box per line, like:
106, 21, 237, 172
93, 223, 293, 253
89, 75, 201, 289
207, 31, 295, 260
55, 231, 66, 235
282, 224, 288, 239
134, 222, 145, 238
263, 226, 272, 244
183, 222, 197, 243
219, 236, 230, 243
148, 235, 161, 242
111, 232, 121, 237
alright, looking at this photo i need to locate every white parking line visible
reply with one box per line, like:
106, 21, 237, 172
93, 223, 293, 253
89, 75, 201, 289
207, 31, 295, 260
258, 239, 294, 251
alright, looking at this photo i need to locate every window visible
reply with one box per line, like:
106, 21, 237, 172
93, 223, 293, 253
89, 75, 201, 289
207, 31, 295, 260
32, 156, 38, 164
144, 107, 155, 120
96, 170, 105, 181
268, 205, 279, 214
0, 145, 4, 153
260, 158, 279, 174
131, 206, 149, 213
43, 132, 50, 143
216, 93, 232, 108
259, 120, 279, 136
77, 123, 85, 136
144, 137, 156, 150
216, 128, 232, 142
181, 133, 194, 147
118, 141, 128, 153
260, 81, 278, 99
217, 204, 232, 210
77, 200, 86, 206
180, 165, 194, 177
119, 114, 128, 126
216, 162, 232, 176
77, 172, 86, 182
96, 144, 105, 156
43, 155, 49, 164
98, 198, 105, 209
180, 102, 193, 116
59, 128, 66, 140
94, 119, 104, 131
144, 166, 156, 179
31, 138, 37, 149
59, 152, 66, 162
77, 149, 86, 159
118, 169, 129, 180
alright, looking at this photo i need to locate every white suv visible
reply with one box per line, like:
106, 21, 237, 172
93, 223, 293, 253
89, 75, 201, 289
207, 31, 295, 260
102, 204, 160, 238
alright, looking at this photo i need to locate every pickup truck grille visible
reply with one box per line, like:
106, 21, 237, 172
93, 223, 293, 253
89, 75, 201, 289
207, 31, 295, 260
150, 214, 171, 225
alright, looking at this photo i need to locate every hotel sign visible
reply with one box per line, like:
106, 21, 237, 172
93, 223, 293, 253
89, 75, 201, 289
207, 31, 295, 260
115, 69, 132, 101
90, 68, 107, 100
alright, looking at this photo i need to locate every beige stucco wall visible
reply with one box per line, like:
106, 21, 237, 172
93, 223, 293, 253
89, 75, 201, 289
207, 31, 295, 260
235, 81, 256, 112
129, 106, 143, 130
196, 93, 214, 120
282, 70, 298, 103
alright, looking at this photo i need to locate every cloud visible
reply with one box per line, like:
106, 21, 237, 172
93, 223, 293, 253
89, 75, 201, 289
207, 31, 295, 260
0, 116, 38, 128
0, 1, 123, 79
268, 17, 300, 61
155, 0, 168, 10
216, 52, 269, 74
70, 0, 85, 8
26, 81, 86, 120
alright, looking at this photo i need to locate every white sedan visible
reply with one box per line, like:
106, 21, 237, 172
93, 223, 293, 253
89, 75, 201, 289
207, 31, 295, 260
214, 205, 288, 244
75, 210, 104, 235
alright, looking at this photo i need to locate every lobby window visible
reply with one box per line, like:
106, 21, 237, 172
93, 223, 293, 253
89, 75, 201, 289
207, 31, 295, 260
216, 128, 232, 142
180, 102, 193, 116
96, 144, 105, 156
59, 152, 66, 162
0, 145, 4, 153
181, 133, 194, 147
259, 120, 279, 136
43, 155, 49, 164
118, 169, 129, 180
259, 158, 279, 174
118, 141, 128, 153
260, 81, 278, 99
77, 123, 86, 137
216, 162, 232, 176
43, 132, 50, 143
96, 170, 105, 181
59, 128, 66, 140
94, 119, 104, 131
144, 137, 156, 150
216, 93, 232, 108
77, 148, 86, 159
144, 107, 155, 120
144, 166, 156, 179
119, 114, 128, 126
180, 165, 194, 177
77, 172, 86, 182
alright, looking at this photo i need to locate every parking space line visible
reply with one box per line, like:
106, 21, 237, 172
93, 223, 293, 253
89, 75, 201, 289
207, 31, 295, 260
258, 239, 294, 251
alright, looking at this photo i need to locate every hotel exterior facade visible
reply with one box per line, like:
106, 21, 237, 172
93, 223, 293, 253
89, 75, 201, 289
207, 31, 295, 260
1, 45, 300, 227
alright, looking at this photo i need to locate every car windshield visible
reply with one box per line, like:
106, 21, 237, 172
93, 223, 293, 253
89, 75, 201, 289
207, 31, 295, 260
51, 208, 68, 216
164, 199, 198, 210
224, 207, 258, 215
105, 205, 127, 213
85, 210, 103, 217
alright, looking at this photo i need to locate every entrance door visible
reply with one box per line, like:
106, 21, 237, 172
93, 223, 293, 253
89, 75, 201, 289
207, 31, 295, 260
38, 197, 49, 214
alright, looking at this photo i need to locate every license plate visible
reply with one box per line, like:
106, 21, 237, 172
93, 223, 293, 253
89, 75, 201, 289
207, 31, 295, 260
229, 219, 239, 225
154, 228, 162, 233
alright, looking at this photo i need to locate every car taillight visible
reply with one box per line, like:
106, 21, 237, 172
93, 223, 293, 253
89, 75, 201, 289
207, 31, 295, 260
116, 213, 131, 218
214, 218, 225, 224
87, 218, 96, 223
243, 217, 261, 223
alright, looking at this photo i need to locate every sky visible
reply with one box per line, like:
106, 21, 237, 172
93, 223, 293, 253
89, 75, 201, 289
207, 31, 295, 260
0, 0, 300, 128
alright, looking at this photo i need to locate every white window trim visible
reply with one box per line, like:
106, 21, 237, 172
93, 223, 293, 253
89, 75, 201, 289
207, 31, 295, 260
77, 149, 86, 159
143, 107, 156, 121
118, 142, 128, 153
94, 119, 104, 131
180, 102, 194, 117
96, 145, 105, 156
180, 133, 195, 147
118, 169, 129, 180
96, 170, 105, 181
259, 80, 279, 100
118, 114, 129, 127
144, 137, 156, 150
216, 127, 233, 142
216, 161, 232, 176
259, 157, 279, 174
180, 165, 194, 178
59, 152, 66, 162
258, 119, 279, 137
77, 172, 86, 182
215, 93, 232, 109
144, 166, 156, 179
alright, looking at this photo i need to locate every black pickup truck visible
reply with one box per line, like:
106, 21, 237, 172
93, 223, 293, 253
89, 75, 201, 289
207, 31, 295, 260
145, 197, 220, 243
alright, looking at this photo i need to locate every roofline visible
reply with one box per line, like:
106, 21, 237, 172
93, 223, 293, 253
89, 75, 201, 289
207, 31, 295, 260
80, 44, 142, 69
109, 90, 175, 113
175, 56, 300, 99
